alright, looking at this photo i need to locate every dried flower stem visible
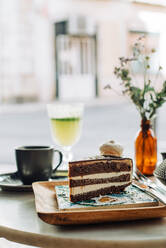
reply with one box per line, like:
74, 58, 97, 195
108, 36, 166, 120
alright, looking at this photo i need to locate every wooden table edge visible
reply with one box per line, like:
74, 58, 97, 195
0, 225, 166, 248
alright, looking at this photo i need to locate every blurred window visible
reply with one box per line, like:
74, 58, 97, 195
0, 0, 36, 103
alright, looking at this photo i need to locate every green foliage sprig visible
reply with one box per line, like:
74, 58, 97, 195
108, 36, 166, 121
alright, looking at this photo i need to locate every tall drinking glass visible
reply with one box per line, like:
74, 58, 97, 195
47, 103, 84, 173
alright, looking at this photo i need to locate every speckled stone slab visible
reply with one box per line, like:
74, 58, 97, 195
55, 184, 158, 210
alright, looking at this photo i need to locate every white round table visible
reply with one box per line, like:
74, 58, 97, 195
0, 166, 166, 248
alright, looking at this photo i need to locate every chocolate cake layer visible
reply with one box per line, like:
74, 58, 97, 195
70, 183, 130, 202
69, 173, 130, 187
69, 159, 132, 177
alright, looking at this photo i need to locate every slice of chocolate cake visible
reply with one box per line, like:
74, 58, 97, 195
68, 156, 133, 203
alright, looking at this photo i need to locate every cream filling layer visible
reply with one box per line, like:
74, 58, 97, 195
70, 171, 131, 180
70, 181, 131, 195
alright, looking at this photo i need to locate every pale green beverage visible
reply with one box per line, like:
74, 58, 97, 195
50, 117, 81, 147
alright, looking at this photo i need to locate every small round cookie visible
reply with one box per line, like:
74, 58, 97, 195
99, 140, 123, 157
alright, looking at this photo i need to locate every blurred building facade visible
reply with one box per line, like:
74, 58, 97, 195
0, 0, 166, 103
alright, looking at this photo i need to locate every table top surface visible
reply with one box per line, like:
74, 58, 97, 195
0, 166, 166, 248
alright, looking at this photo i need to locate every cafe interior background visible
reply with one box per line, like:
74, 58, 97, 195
1, 0, 166, 168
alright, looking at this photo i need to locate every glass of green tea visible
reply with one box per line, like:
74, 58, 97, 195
47, 103, 84, 173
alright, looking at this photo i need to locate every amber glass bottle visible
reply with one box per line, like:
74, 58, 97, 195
135, 119, 157, 176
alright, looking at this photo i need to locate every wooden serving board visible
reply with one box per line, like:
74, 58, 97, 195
32, 181, 166, 225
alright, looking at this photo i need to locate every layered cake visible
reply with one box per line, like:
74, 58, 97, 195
68, 141, 133, 202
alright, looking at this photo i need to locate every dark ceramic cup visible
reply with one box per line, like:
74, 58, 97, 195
15, 146, 63, 184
